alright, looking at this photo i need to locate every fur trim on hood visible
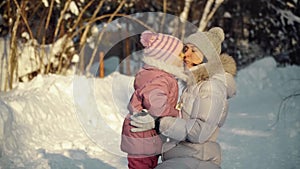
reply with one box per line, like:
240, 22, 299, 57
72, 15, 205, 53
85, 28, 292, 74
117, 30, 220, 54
143, 57, 189, 82
190, 53, 237, 83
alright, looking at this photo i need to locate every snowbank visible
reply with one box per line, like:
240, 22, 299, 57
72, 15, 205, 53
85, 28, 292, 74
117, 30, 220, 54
220, 57, 300, 169
0, 72, 134, 169
0, 57, 299, 169
0, 36, 75, 91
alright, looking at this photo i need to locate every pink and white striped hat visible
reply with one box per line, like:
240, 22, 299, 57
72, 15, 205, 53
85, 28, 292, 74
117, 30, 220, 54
140, 30, 184, 67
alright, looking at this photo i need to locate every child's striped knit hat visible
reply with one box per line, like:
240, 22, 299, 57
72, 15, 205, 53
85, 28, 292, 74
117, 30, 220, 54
140, 30, 183, 67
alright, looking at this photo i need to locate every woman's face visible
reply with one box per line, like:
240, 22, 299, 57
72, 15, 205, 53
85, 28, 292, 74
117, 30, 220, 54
183, 44, 204, 68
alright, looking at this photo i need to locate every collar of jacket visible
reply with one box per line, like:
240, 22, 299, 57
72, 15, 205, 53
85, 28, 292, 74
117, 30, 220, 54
188, 54, 237, 83
143, 57, 189, 82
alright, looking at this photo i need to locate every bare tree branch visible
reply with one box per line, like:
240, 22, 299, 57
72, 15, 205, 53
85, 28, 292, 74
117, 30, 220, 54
7, 5, 21, 90
160, 0, 167, 32
85, 0, 127, 76
71, 0, 96, 31
180, 0, 193, 40
79, 0, 105, 73
45, 0, 72, 74
53, 0, 72, 41
12, 0, 34, 39
71, 14, 154, 40
206, 0, 224, 26
198, 0, 224, 31
271, 92, 300, 127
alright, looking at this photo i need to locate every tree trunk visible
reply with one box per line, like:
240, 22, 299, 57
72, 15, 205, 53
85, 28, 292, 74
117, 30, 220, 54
198, 0, 224, 31
180, 0, 193, 40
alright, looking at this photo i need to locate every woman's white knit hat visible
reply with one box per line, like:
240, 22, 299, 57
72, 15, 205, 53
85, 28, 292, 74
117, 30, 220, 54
184, 27, 225, 56
184, 27, 226, 82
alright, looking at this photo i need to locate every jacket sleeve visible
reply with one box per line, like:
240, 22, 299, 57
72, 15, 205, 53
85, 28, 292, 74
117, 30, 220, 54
139, 75, 178, 117
159, 80, 227, 143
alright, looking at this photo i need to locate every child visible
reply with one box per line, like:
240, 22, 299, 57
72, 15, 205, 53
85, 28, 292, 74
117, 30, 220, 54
120, 30, 187, 169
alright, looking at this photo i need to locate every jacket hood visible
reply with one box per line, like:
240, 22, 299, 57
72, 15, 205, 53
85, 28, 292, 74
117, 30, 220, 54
190, 53, 237, 98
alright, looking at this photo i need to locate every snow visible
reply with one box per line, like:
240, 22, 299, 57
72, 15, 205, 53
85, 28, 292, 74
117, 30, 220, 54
220, 57, 300, 169
0, 73, 130, 169
42, 0, 49, 8
0, 57, 300, 169
69, 1, 79, 16
0, 36, 76, 89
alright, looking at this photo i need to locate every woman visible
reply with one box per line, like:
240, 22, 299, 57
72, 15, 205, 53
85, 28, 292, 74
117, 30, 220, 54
130, 27, 237, 169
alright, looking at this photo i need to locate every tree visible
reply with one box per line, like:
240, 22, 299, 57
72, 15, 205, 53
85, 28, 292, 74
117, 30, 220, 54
212, 0, 300, 69
0, 0, 300, 89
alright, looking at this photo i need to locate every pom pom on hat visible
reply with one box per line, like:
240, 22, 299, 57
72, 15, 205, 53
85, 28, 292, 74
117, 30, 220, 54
204, 27, 225, 55
209, 27, 225, 43
140, 31, 158, 48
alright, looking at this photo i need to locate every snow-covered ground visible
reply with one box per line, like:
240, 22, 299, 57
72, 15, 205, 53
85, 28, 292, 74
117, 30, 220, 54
0, 57, 299, 169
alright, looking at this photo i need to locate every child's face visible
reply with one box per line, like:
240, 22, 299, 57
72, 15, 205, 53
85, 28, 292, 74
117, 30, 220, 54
183, 44, 204, 68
